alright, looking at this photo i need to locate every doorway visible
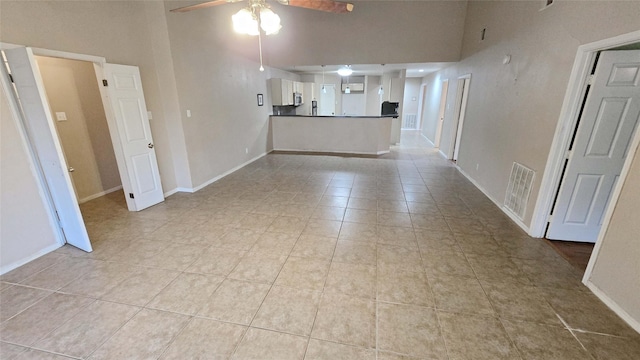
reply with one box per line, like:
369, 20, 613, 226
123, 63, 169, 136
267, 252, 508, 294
451, 75, 471, 161
546, 49, 640, 243
35, 55, 122, 204
434, 80, 449, 148
319, 84, 336, 115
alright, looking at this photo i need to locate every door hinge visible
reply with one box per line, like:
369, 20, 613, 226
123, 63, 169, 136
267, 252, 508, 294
129, 193, 135, 199
8, 74, 14, 83
587, 74, 594, 85
548, 213, 554, 223
565, 149, 573, 160
102, 79, 108, 86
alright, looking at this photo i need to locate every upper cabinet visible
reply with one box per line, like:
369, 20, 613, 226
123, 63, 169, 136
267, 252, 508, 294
270, 78, 294, 106
294, 81, 304, 94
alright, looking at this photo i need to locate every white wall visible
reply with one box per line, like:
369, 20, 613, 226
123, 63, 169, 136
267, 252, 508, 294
365, 75, 382, 116
420, 73, 448, 145
402, 78, 421, 128
1, 79, 60, 274
428, 0, 640, 226
36, 56, 121, 202
588, 142, 640, 329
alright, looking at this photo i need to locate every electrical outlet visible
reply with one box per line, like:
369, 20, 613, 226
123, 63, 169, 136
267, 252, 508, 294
186, 110, 191, 118
245, 148, 248, 154
476, 163, 479, 170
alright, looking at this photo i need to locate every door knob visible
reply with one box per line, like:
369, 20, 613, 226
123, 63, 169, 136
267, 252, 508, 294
68, 167, 75, 172
148, 143, 154, 149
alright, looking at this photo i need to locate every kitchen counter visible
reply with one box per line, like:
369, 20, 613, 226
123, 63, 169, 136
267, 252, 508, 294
270, 115, 393, 155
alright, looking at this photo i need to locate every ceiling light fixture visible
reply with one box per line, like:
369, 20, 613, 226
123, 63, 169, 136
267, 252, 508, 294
337, 65, 353, 77
232, 1, 282, 71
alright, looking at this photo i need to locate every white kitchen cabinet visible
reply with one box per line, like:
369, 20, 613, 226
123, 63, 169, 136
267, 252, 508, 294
294, 81, 304, 94
270, 78, 294, 106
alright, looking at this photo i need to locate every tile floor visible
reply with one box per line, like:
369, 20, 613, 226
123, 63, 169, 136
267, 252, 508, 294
1, 131, 639, 359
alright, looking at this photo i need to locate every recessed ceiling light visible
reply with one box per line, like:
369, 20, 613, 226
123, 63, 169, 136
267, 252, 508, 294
337, 66, 353, 77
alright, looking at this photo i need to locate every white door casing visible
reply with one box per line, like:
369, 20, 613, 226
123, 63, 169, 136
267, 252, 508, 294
319, 84, 336, 116
547, 50, 640, 242
101, 64, 164, 211
452, 76, 470, 161
4, 47, 92, 252
435, 80, 449, 148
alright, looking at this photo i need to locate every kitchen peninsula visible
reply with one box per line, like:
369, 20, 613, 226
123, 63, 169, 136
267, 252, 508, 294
271, 115, 394, 155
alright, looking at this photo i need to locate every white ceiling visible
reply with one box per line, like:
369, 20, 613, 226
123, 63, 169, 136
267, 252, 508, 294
281, 62, 453, 78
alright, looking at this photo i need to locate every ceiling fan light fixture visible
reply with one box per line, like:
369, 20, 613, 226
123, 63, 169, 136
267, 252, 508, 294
345, 86, 351, 94
378, 86, 384, 95
232, 8, 259, 35
259, 7, 282, 35
337, 66, 353, 77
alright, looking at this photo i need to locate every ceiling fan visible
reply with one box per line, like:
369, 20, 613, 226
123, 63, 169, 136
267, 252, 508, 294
170, 0, 354, 14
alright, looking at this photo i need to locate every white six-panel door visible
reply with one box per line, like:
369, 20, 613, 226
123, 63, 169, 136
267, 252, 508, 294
547, 50, 640, 242
102, 64, 164, 211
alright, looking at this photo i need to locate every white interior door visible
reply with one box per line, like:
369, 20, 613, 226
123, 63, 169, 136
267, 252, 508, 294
547, 50, 640, 242
4, 47, 92, 252
319, 84, 336, 115
435, 80, 449, 148
101, 64, 164, 211
452, 77, 470, 161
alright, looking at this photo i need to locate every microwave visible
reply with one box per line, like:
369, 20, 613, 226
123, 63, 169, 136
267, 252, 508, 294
293, 92, 302, 106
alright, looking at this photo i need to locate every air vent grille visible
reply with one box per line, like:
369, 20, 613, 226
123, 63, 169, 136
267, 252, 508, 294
504, 162, 535, 220
402, 114, 417, 129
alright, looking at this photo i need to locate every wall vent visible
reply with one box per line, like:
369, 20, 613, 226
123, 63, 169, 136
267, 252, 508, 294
504, 162, 535, 220
402, 114, 417, 129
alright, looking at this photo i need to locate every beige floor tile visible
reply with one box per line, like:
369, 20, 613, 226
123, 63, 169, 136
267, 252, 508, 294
160, 318, 246, 359
147, 273, 223, 315
465, 254, 532, 286
20, 257, 106, 291
101, 267, 180, 306
576, 332, 640, 360
325, 262, 376, 299
338, 222, 378, 243
539, 287, 639, 337
318, 196, 349, 208
515, 257, 584, 289
325, 187, 351, 196
377, 268, 433, 306
377, 351, 428, 360
455, 234, 511, 257
213, 229, 263, 250
333, 241, 377, 266
378, 211, 413, 228
59, 261, 139, 298
377, 303, 447, 359
303, 219, 342, 238
0, 341, 27, 359
407, 201, 441, 215
291, 193, 323, 205
89, 309, 189, 360
430, 274, 494, 316
311, 206, 346, 221
252, 286, 321, 336
13, 348, 73, 360
250, 232, 298, 255
377, 226, 417, 249
236, 213, 277, 231
410, 214, 450, 232
344, 209, 378, 224
34, 300, 139, 358
445, 217, 489, 235
377, 200, 409, 213
0, 293, 93, 346
311, 293, 375, 348
377, 245, 423, 272
232, 327, 308, 360
198, 279, 270, 325
280, 204, 317, 219
139, 243, 206, 271
438, 312, 519, 359
305, 339, 375, 360
275, 256, 330, 291
290, 235, 337, 260
0, 253, 66, 284
347, 198, 378, 211
482, 282, 561, 325
267, 216, 309, 235
502, 319, 590, 360
415, 229, 461, 252
0, 285, 52, 322
186, 247, 246, 276
228, 251, 288, 284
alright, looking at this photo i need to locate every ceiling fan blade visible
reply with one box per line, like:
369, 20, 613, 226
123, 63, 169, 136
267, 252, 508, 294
170, 0, 242, 13
285, 0, 354, 14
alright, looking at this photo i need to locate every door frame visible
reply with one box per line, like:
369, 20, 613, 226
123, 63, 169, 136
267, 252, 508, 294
416, 83, 427, 132
450, 74, 471, 160
530, 30, 640, 239
435, 79, 449, 148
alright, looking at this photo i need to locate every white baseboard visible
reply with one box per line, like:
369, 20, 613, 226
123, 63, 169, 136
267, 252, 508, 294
456, 166, 530, 234
163, 188, 180, 197
584, 280, 640, 334
0, 242, 62, 275
78, 185, 122, 204
438, 149, 448, 159
420, 133, 436, 147
273, 148, 387, 156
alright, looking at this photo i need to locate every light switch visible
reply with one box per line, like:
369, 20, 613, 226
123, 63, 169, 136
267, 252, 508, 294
186, 110, 192, 118
55, 112, 67, 121
147, 111, 153, 120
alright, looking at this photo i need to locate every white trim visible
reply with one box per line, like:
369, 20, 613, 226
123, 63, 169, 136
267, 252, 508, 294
530, 30, 640, 238
272, 148, 389, 156
0, 242, 62, 275
163, 188, 181, 197
457, 166, 530, 233
420, 133, 436, 147
191, 151, 271, 192
438, 149, 447, 159
31, 48, 106, 65
78, 185, 123, 204
584, 281, 640, 334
